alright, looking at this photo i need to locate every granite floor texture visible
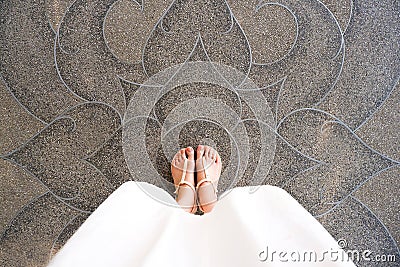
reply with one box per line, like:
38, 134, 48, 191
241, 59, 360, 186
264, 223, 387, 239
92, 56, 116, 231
0, 0, 399, 266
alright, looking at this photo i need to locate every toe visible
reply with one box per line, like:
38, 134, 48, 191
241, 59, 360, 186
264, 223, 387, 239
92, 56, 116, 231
204, 145, 211, 158
216, 152, 222, 169
186, 147, 194, 160
210, 149, 216, 161
180, 148, 187, 158
171, 151, 182, 174
172, 152, 179, 166
197, 145, 204, 158
208, 147, 214, 159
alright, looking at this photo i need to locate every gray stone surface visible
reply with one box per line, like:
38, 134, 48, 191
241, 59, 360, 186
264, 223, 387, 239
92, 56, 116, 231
0, 0, 399, 266
0, 159, 47, 234
0, 78, 45, 154
356, 81, 400, 161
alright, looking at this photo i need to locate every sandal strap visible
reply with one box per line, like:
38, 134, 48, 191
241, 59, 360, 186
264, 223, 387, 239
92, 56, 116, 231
174, 181, 197, 213
196, 178, 218, 194
173, 158, 196, 213
196, 157, 218, 193
196, 178, 218, 213
181, 158, 188, 184
196, 157, 219, 213
173, 158, 188, 193
174, 180, 196, 194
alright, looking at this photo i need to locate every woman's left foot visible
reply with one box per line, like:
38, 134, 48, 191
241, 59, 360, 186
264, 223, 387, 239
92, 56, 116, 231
196, 145, 222, 213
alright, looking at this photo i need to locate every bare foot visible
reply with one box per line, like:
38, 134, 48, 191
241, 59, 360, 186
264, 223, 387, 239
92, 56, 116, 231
196, 145, 222, 213
171, 147, 196, 213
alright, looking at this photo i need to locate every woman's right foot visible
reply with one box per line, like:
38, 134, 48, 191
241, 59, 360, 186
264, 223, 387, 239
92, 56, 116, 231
171, 147, 196, 213
196, 145, 222, 213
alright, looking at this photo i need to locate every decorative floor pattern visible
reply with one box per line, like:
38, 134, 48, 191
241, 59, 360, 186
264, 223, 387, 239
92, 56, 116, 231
0, 0, 399, 266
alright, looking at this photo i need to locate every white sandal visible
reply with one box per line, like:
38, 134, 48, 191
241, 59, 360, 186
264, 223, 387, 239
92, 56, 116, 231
196, 157, 219, 213
173, 158, 197, 213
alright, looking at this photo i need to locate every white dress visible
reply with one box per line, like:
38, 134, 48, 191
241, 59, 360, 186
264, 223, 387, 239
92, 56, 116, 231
47, 181, 356, 267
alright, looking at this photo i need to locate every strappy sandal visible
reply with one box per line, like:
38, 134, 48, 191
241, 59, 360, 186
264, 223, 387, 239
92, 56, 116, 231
196, 157, 219, 213
173, 158, 197, 213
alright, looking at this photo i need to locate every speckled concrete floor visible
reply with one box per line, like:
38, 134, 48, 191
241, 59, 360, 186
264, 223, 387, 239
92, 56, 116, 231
0, 0, 399, 266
